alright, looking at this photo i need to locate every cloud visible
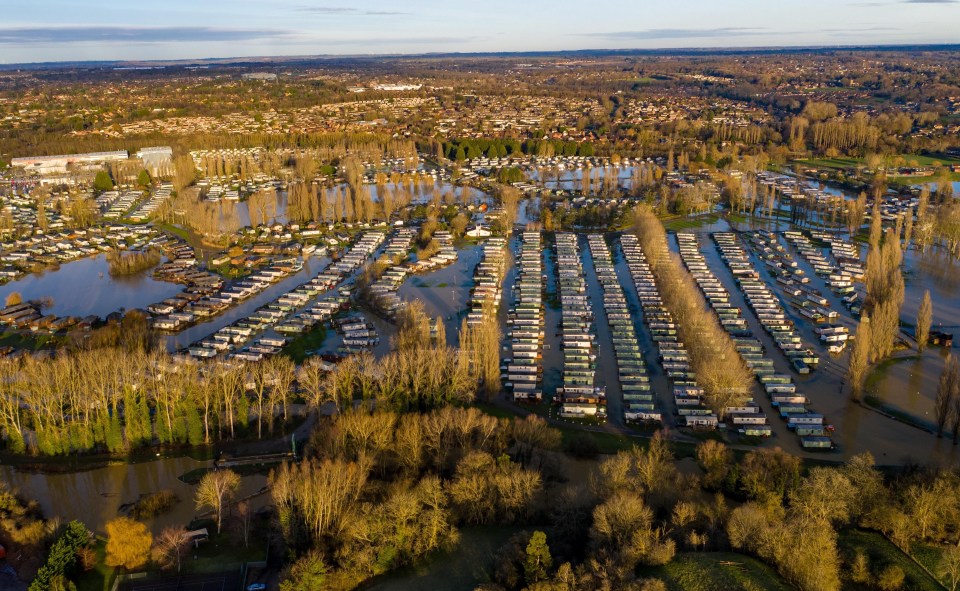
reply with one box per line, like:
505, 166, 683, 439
0, 26, 291, 45
298, 6, 410, 16
325, 35, 475, 46
580, 28, 767, 40
902, 0, 957, 3
822, 26, 898, 32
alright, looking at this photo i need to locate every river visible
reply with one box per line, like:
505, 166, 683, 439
0, 456, 269, 535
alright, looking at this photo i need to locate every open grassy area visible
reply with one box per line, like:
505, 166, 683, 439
797, 157, 864, 170
798, 153, 960, 170
662, 213, 721, 231
178, 526, 267, 574
644, 552, 793, 591
78, 528, 268, 591
75, 540, 117, 591
0, 330, 64, 350
838, 529, 945, 591
910, 542, 952, 589
364, 526, 522, 591
280, 325, 329, 363
155, 222, 191, 242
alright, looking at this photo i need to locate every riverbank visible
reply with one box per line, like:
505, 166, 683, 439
0, 411, 312, 475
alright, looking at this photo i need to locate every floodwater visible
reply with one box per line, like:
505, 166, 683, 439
219, 182, 490, 232
911, 181, 960, 196
867, 353, 948, 426
647, 212, 960, 464
0, 254, 183, 319
528, 165, 638, 191
902, 247, 960, 334
360, 182, 489, 206
396, 244, 483, 348
0, 456, 269, 535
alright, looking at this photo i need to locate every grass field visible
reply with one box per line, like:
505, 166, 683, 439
910, 542, 952, 589
645, 552, 793, 591
798, 154, 960, 170
75, 541, 116, 591
281, 325, 328, 363
662, 213, 721, 231
838, 529, 945, 591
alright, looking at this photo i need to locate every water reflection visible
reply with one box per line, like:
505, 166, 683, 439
0, 255, 183, 319
0, 457, 268, 534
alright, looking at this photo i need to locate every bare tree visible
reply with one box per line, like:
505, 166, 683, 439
235, 501, 252, 548
196, 469, 241, 534
153, 526, 190, 572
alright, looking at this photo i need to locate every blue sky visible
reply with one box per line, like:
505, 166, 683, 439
1, 0, 958, 63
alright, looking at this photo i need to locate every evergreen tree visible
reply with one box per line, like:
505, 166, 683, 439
524, 531, 553, 585
94, 170, 114, 192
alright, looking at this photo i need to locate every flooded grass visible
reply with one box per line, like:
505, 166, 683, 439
863, 354, 943, 432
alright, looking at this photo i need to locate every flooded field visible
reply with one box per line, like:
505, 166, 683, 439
901, 247, 960, 333
0, 254, 183, 319
396, 243, 484, 348
0, 456, 268, 535
528, 164, 638, 191
214, 182, 489, 233
866, 353, 946, 426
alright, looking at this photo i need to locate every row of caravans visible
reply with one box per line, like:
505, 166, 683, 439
675, 233, 771, 437
588, 234, 659, 423
620, 234, 716, 429
749, 230, 836, 326
333, 311, 380, 354
466, 237, 507, 328
555, 233, 605, 420
366, 228, 416, 317
507, 231, 544, 402
186, 231, 385, 359
786, 230, 863, 317
157, 257, 305, 332
710, 233, 834, 449
729, 232, 822, 368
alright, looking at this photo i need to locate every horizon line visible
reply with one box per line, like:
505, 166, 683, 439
3, 42, 960, 69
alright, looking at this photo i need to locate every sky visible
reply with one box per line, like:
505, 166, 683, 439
1, 0, 959, 64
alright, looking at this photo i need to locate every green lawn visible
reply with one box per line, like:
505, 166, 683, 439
281, 325, 329, 363
910, 542, 953, 589
645, 552, 793, 591
798, 154, 960, 171
662, 213, 721, 231
838, 529, 945, 591
0, 331, 64, 351
74, 540, 117, 591
797, 157, 864, 170
155, 222, 191, 242
364, 526, 522, 591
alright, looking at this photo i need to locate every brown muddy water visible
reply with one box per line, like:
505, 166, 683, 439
0, 456, 269, 534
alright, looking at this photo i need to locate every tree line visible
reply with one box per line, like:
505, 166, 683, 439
633, 205, 753, 414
